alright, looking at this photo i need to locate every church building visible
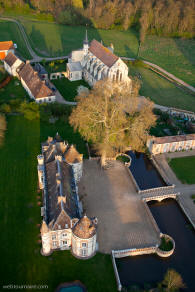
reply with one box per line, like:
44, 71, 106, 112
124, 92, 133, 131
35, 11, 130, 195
67, 31, 131, 87
37, 134, 97, 259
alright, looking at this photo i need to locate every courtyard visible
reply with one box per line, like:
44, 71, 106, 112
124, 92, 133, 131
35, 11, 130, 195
78, 160, 160, 253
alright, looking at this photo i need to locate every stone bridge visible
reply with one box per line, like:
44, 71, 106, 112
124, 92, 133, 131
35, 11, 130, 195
141, 187, 179, 202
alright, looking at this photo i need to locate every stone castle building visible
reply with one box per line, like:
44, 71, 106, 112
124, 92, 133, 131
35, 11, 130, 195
67, 31, 131, 87
37, 134, 97, 258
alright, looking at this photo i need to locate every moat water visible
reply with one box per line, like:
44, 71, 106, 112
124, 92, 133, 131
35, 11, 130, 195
128, 151, 167, 190
116, 200, 195, 291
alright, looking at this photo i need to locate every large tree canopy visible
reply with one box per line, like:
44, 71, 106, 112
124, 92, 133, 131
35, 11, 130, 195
69, 79, 156, 165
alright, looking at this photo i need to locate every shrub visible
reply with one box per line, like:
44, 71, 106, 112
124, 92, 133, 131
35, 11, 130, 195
19, 101, 40, 120
0, 103, 11, 114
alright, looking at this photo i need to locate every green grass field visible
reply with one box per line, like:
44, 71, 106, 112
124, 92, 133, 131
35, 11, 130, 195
0, 18, 194, 86
169, 156, 195, 184
0, 20, 31, 59
53, 78, 90, 102
140, 36, 195, 87
0, 77, 28, 103
128, 63, 195, 112
0, 115, 116, 292
20, 20, 195, 86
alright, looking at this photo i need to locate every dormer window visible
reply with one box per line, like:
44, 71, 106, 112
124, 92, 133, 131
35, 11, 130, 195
65, 224, 69, 228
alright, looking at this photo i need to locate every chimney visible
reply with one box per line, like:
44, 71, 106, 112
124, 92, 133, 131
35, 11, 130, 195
26, 60, 30, 64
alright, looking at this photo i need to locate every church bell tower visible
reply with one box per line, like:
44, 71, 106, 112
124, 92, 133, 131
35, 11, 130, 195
83, 29, 89, 56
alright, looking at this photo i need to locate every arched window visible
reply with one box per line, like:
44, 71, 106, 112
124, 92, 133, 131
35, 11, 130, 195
116, 69, 120, 82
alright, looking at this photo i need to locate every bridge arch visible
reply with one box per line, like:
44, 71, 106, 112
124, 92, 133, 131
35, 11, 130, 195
143, 194, 177, 203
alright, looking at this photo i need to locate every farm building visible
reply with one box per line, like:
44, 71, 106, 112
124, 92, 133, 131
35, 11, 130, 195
0, 41, 15, 60
3, 52, 23, 77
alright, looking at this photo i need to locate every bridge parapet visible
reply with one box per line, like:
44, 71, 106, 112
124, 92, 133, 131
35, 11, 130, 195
142, 192, 179, 202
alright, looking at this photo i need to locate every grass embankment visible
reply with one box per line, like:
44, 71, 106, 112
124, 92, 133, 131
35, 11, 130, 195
0, 114, 116, 292
0, 19, 32, 59
169, 156, 195, 184
52, 78, 90, 102
128, 62, 195, 112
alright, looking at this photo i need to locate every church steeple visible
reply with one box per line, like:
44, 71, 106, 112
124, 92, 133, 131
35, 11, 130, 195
83, 28, 89, 55
83, 29, 88, 45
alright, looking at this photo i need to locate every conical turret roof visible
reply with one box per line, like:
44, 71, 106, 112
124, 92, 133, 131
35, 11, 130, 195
64, 145, 83, 164
40, 220, 49, 234
72, 215, 96, 239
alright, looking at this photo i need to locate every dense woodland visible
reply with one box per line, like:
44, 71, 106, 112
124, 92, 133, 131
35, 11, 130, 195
0, 0, 194, 38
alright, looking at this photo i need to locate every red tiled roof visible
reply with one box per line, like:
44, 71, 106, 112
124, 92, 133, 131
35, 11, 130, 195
18, 63, 53, 99
153, 134, 195, 144
89, 39, 119, 68
0, 41, 14, 51
3, 52, 18, 67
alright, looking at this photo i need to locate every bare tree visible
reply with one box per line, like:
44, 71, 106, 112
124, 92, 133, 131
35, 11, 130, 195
69, 79, 156, 166
0, 114, 6, 146
138, 11, 149, 57
162, 269, 185, 291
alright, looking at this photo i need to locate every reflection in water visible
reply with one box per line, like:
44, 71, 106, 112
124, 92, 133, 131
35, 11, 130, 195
128, 151, 166, 190
116, 200, 195, 291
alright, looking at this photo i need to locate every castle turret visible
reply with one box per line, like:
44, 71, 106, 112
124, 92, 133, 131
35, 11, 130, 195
71, 215, 97, 259
37, 154, 44, 189
40, 221, 51, 256
83, 29, 89, 56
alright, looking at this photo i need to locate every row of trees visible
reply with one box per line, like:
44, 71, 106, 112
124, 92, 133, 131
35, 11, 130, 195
0, 0, 194, 37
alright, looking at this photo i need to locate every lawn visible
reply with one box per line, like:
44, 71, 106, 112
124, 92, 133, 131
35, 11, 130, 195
128, 62, 195, 112
140, 36, 195, 87
52, 77, 90, 102
0, 114, 116, 292
0, 77, 28, 103
0, 19, 32, 59
0, 18, 194, 86
169, 156, 195, 184
20, 20, 195, 86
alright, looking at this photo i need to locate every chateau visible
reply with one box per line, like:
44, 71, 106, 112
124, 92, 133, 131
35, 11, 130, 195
37, 134, 97, 258
67, 31, 131, 87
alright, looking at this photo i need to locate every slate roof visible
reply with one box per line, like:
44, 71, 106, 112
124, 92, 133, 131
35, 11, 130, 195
0, 41, 14, 51
41, 135, 82, 231
67, 61, 82, 72
152, 134, 195, 144
72, 215, 96, 239
45, 159, 80, 230
3, 52, 18, 67
42, 135, 82, 164
18, 63, 54, 99
89, 39, 119, 68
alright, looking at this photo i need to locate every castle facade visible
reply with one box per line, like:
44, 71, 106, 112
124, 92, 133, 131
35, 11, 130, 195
37, 134, 97, 259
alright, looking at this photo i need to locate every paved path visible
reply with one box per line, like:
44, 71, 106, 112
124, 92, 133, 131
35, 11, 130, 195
55, 89, 77, 105
122, 57, 195, 94
0, 17, 68, 63
78, 160, 160, 253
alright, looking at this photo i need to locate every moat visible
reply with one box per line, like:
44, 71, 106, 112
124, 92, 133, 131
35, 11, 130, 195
116, 199, 195, 291
128, 151, 167, 190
